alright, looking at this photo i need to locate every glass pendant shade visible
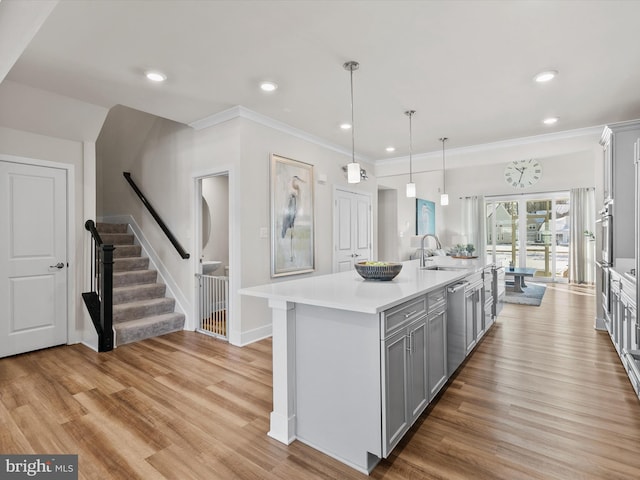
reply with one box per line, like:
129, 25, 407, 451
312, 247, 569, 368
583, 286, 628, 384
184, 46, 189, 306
440, 193, 449, 206
406, 182, 416, 198
347, 162, 361, 183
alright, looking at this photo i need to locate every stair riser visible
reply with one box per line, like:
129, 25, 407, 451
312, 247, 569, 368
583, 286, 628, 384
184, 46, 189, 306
115, 314, 185, 346
113, 270, 157, 287
100, 233, 134, 245
97, 223, 128, 234
114, 257, 150, 272
113, 299, 176, 323
113, 284, 166, 305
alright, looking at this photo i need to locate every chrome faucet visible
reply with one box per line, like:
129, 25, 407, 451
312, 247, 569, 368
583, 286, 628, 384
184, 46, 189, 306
420, 234, 442, 267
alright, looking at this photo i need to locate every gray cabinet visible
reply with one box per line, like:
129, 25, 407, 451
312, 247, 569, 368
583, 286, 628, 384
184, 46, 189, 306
600, 120, 640, 261
464, 273, 483, 355
381, 297, 428, 456
407, 318, 429, 418
382, 327, 409, 454
428, 303, 447, 399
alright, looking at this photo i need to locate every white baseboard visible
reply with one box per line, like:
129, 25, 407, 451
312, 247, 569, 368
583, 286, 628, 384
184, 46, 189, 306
230, 323, 272, 347
100, 214, 192, 329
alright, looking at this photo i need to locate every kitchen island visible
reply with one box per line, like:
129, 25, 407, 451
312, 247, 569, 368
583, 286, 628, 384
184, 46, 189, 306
240, 258, 489, 473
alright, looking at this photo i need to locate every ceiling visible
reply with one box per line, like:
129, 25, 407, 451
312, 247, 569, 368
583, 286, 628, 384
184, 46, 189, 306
5, 0, 640, 161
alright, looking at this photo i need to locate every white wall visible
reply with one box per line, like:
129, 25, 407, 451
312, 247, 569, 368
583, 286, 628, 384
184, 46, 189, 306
376, 130, 602, 260
97, 106, 378, 345
377, 188, 399, 261
0, 126, 89, 346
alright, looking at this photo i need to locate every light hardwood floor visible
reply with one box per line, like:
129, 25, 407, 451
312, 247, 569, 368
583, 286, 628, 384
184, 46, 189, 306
1, 284, 639, 479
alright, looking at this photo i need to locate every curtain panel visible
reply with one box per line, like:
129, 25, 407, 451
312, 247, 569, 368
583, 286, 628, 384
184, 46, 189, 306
569, 187, 595, 284
460, 195, 486, 261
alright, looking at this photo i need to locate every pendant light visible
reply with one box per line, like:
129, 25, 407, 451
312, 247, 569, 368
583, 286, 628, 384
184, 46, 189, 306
344, 61, 361, 183
440, 137, 449, 206
405, 110, 416, 198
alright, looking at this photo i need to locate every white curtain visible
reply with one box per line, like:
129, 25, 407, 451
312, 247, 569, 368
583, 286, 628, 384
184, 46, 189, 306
460, 195, 486, 260
569, 187, 595, 284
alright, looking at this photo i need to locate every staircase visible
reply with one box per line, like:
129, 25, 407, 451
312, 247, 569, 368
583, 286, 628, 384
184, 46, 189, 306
97, 223, 185, 346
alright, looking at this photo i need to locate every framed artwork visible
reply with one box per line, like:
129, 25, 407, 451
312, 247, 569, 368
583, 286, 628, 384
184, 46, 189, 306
416, 198, 435, 235
270, 154, 315, 277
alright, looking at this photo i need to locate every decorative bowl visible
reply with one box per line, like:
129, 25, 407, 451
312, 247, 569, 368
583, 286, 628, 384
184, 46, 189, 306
354, 261, 403, 281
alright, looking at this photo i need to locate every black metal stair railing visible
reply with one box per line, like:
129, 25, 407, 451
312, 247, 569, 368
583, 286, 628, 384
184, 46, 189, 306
82, 220, 114, 352
123, 171, 190, 259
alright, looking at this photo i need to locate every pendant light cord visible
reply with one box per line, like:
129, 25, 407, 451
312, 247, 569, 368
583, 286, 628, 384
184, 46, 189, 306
409, 112, 413, 183
440, 137, 448, 192
350, 66, 355, 165
405, 110, 416, 183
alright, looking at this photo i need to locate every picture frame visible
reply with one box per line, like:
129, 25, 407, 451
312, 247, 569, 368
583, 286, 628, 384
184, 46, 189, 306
416, 198, 435, 235
270, 154, 315, 277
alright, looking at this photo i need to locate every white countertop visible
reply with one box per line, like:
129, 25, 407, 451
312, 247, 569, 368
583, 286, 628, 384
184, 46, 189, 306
240, 258, 490, 314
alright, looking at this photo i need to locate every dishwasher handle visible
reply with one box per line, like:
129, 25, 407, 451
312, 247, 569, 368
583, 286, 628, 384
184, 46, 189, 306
448, 282, 468, 294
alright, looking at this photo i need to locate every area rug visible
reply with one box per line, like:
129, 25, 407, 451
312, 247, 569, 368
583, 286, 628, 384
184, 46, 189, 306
504, 282, 547, 306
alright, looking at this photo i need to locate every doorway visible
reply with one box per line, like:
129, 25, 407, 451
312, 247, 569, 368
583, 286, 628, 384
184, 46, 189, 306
195, 173, 230, 340
0, 160, 69, 357
486, 192, 570, 282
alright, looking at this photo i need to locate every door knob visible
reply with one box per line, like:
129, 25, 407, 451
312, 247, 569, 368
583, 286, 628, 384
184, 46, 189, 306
49, 262, 65, 269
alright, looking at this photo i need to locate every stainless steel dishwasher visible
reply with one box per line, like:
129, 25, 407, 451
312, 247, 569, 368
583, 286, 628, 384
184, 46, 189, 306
446, 281, 468, 376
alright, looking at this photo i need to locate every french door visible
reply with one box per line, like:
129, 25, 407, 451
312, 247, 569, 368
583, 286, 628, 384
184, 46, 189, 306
333, 189, 372, 272
486, 192, 570, 282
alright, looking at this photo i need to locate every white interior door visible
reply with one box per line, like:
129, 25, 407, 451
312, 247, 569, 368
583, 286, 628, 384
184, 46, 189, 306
0, 161, 68, 358
334, 189, 372, 272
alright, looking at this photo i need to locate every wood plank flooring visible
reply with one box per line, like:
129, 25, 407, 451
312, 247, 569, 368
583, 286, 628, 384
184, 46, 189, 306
1, 283, 639, 479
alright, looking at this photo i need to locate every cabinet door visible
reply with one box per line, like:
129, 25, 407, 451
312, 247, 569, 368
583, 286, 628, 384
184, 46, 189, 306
428, 307, 447, 399
465, 290, 476, 355
383, 329, 409, 455
407, 317, 428, 420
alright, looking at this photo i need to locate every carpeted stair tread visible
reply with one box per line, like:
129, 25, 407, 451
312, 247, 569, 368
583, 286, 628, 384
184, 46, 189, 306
113, 256, 149, 272
113, 283, 166, 305
99, 232, 135, 245
96, 223, 128, 233
113, 297, 175, 323
114, 312, 185, 346
113, 244, 142, 258
112, 269, 157, 287
92, 222, 185, 347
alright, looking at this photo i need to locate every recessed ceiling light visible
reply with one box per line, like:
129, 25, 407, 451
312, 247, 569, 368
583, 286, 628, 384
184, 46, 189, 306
543, 117, 559, 125
145, 71, 167, 82
534, 70, 558, 83
260, 81, 278, 92
385, 146, 396, 152
340, 123, 352, 130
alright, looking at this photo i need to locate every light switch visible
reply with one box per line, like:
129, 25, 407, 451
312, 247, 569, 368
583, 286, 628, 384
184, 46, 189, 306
259, 227, 268, 238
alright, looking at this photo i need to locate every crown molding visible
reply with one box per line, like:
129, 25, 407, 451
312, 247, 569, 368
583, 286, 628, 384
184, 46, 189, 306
189, 105, 370, 163
376, 125, 604, 167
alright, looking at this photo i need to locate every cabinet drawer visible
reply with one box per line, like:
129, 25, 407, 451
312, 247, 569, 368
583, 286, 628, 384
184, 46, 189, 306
383, 296, 427, 337
427, 288, 446, 312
